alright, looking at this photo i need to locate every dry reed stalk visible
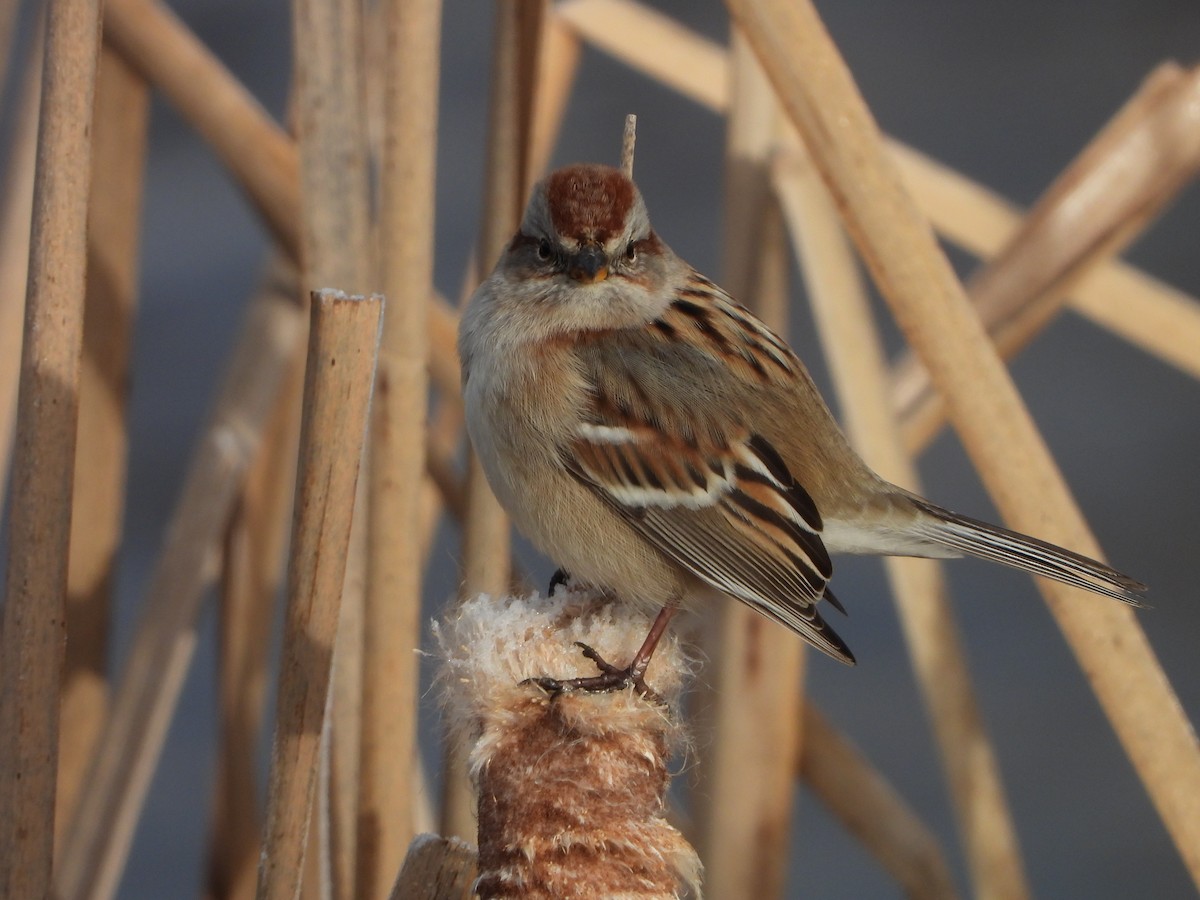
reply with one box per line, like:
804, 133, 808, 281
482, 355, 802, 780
100, 0, 295, 254
100, 0, 474, 433
427, 297, 464, 397
417, 1, 576, 571
56, 42, 148, 842
290, 0, 377, 891
556, 0, 725, 110
438, 591, 701, 900
554, 0, 1200, 390
87, 17, 449, 877
443, 0, 544, 844
888, 139, 1200, 393
0, 0, 20, 98
103, 0, 299, 252
800, 704, 958, 900
724, 0, 1200, 886
357, 0, 443, 894
459, 0, 543, 604
329, 470, 368, 900
892, 63, 1200, 448
775, 153, 1029, 899
391, 836, 477, 900
205, 281, 304, 900
0, 29, 39, 500
56, 277, 308, 900
291, 0, 373, 291
527, 13, 582, 181
0, 0, 102, 894
693, 34, 804, 900
258, 289, 383, 900
92, 21, 466, 856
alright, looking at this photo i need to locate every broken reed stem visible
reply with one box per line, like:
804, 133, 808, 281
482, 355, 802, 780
258, 290, 383, 900
892, 62, 1200, 448
357, 0, 443, 893
56, 275, 307, 900
57, 42, 149, 842
800, 704, 958, 900
391, 836, 476, 900
554, 0, 1200, 389
0, 0, 103, 894
694, 32, 804, 900
0, 31, 40, 492
775, 153, 1029, 899
725, 0, 1200, 886
438, 591, 701, 900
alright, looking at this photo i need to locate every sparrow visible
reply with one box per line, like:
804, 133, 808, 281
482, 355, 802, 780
458, 162, 1145, 695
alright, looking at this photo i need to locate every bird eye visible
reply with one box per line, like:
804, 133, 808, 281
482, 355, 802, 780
537, 238, 552, 261
625, 242, 638, 262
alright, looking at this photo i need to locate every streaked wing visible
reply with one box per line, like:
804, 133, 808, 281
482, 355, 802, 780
563, 418, 855, 665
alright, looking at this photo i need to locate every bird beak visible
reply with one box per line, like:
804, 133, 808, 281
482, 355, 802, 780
568, 244, 608, 284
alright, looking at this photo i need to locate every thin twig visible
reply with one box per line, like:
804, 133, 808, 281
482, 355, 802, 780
0, 0, 103, 894
620, 112, 637, 177
725, 0, 1200, 887
774, 151, 1029, 899
257, 290, 383, 900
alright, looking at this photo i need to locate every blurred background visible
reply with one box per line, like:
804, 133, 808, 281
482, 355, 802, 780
3, 0, 1198, 896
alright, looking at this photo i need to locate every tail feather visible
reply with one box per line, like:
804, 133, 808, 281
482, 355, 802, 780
910, 499, 1147, 605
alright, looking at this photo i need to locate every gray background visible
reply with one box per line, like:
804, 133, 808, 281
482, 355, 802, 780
5, 1, 1199, 897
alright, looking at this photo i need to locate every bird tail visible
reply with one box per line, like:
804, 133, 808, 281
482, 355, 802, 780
908, 498, 1147, 605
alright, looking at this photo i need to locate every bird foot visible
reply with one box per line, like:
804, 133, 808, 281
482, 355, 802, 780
524, 642, 661, 703
547, 567, 572, 595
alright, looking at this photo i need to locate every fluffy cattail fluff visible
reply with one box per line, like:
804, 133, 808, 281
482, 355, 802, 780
436, 587, 701, 900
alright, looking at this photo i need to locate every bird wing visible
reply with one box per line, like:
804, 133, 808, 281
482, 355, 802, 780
562, 328, 854, 664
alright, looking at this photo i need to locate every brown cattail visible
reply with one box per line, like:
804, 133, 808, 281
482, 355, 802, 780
437, 589, 701, 900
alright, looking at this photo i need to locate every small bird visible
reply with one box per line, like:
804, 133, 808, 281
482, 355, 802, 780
459, 162, 1145, 695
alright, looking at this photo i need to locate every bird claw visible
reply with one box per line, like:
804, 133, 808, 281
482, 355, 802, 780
522, 641, 661, 703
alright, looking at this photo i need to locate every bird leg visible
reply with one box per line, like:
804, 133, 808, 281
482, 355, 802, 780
525, 604, 679, 702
